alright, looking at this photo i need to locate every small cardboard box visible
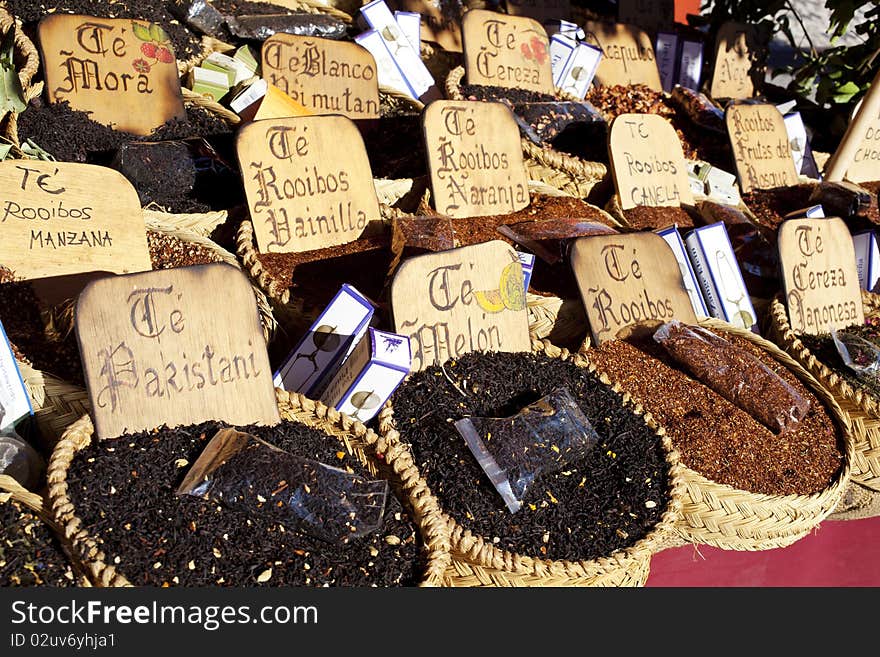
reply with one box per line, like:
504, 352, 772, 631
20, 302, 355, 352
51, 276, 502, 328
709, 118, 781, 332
0, 320, 33, 433
656, 226, 709, 318
273, 284, 375, 397
853, 230, 880, 292
685, 222, 759, 333
319, 327, 411, 423
555, 42, 603, 99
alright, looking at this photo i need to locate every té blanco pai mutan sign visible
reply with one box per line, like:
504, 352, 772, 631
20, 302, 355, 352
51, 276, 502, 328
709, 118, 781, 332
0, 161, 151, 279
390, 240, 531, 371
38, 14, 185, 136
237, 114, 382, 254
261, 35, 380, 119
570, 232, 697, 344
462, 9, 555, 95
608, 113, 693, 210
423, 100, 529, 218
777, 217, 864, 335
76, 263, 280, 439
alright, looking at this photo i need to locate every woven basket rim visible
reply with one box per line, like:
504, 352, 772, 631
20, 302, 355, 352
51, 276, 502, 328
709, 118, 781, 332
768, 290, 880, 489
46, 389, 451, 587
376, 338, 688, 583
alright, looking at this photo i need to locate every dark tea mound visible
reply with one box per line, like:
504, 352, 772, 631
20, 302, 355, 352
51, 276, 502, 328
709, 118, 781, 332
66, 420, 426, 587
1, 497, 76, 586
587, 331, 844, 495
148, 231, 225, 270
459, 83, 557, 104
17, 100, 232, 164
740, 184, 817, 231
799, 322, 880, 400
389, 351, 670, 562
621, 205, 695, 230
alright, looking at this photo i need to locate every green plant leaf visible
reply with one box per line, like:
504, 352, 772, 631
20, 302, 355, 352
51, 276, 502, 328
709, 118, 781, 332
835, 81, 862, 95
0, 27, 25, 114
149, 24, 169, 44
131, 22, 152, 42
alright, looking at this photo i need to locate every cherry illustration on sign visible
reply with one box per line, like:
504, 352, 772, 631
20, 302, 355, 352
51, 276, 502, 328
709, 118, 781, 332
37, 14, 185, 136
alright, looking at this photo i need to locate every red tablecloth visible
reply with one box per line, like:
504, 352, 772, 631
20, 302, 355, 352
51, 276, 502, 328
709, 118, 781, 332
646, 515, 880, 587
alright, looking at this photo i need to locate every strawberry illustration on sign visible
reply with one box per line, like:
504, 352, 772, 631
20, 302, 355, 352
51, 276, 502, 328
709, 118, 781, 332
131, 21, 175, 74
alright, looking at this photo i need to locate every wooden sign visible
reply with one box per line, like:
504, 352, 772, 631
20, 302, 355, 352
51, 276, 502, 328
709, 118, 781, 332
617, 0, 675, 37
0, 161, 151, 280
709, 22, 763, 100
390, 240, 531, 371
608, 113, 693, 210
76, 263, 281, 440
236, 115, 381, 254
506, 0, 572, 25
582, 21, 662, 91
462, 9, 554, 95
423, 100, 529, 218
393, 0, 463, 52
778, 217, 863, 335
570, 232, 697, 345
825, 67, 880, 183
726, 103, 799, 192
38, 15, 185, 136
261, 35, 380, 119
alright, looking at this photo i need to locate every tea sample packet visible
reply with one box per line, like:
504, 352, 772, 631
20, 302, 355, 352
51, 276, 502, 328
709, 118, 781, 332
454, 387, 600, 512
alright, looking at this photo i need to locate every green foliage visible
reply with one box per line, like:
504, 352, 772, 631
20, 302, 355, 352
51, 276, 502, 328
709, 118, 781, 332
700, 0, 879, 112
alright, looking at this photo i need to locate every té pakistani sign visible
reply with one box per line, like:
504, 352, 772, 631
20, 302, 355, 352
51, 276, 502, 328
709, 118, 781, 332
237, 115, 382, 253
38, 14, 185, 136
76, 263, 280, 439
390, 240, 531, 371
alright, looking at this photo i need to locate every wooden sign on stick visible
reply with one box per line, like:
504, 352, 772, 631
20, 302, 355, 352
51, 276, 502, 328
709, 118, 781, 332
38, 14, 185, 136
608, 113, 693, 210
617, 0, 675, 37
570, 232, 697, 345
777, 217, 864, 335
0, 161, 151, 280
76, 263, 281, 439
462, 9, 554, 95
423, 100, 529, 218
709, 22, 764, 100
236, 115, 381, 253
825, 66, 880, 183
390, 240, 531, 371
581, 21, 662, 91
725, 102, 799, 192
261, 35, 380, 119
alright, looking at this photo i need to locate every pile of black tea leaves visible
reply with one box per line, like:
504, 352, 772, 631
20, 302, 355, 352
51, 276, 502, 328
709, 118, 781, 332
1, 495, 77, 586
66, 420, 426, 587
388, 351, 671, 561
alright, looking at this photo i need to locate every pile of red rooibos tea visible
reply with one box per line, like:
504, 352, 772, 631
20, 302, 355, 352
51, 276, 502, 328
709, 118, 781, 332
388, 351, 671, 561
66, 420, 427, 586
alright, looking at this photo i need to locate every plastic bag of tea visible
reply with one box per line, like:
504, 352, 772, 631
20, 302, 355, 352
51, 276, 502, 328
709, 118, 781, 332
177, 429, 388, 544
653, 320, 810, 434
454, 387, 599, 513
830, 326, 880, 381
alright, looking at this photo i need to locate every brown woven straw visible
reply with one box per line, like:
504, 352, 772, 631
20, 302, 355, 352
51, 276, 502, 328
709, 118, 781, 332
444, 66, 610, 200
377, 338, 687, 587
767, 291, 880, 520
0, 473, 91, 586
526, 293, 587, 349
46, 390, 450, 587
585, 316, 854, 551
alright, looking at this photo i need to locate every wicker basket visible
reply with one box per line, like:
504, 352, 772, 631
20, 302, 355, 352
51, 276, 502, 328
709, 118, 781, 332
377, 338, 687, 587
0, 473, 90, 586
767, 291, 880, 521
46, 390, 450, 587
584, 316, 855, 550
444, 66, 610, 201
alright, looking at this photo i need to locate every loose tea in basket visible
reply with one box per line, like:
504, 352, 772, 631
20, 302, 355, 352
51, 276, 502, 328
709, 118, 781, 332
830, 327, 880, 382
177, 428, 389, 544
654, 320, 810, 434
454, 387, 600, 513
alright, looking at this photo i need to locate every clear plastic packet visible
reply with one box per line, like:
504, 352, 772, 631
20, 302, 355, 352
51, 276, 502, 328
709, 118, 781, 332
454, 387, 599, 513
653, 320, 810, 434
830, 327, 880, 380
0, 434, 44, 490
225, 14, 348, 41
177, 429, 388, 544
497, 218, 618, 265
512, 101, 606, 144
